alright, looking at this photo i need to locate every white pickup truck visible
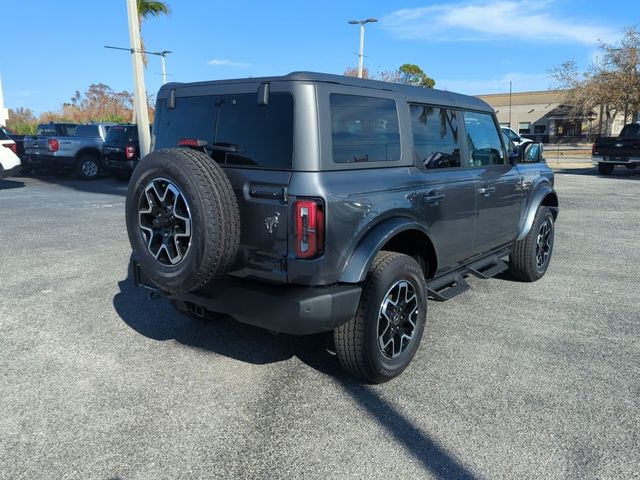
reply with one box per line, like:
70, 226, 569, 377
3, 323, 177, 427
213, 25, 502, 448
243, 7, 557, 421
23, 123, 114, 179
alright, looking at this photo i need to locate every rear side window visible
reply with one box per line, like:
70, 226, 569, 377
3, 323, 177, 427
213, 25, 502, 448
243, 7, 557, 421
410, 104, 461, 169
75, 125, 100, 137
154, 93, 294, 169
330, 94, 400, 163
463, 111, 505, 166
106, 126, 138, 143
37, 124, 76, 136
0, 128, 9, 141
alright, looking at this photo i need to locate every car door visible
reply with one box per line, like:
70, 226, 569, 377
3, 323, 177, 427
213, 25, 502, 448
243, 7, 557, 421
410, 104, 477, 273
463, 111, 522, 255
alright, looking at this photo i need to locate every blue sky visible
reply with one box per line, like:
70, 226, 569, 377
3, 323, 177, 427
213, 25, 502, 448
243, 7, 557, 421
1, 0, 637, 115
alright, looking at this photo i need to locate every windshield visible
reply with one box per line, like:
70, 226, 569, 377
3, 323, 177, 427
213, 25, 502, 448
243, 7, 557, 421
154, 93, 294, 169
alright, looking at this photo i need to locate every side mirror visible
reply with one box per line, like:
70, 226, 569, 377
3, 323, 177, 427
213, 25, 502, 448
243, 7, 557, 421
521, 142, 543, 163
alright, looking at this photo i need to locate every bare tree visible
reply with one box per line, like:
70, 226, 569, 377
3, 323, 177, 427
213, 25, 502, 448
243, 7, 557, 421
550, 26, 640, 134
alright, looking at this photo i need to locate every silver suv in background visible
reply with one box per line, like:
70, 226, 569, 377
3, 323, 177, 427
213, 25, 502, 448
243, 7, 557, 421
23, 123, 114, 179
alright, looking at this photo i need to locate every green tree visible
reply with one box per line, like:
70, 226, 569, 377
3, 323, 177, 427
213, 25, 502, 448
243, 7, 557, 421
137, 0, 171, 66
377, 64, 436, 88
398, 64, 436, 88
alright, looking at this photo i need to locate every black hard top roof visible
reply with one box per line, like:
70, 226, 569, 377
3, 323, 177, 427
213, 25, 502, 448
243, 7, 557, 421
160, 71, 492, 112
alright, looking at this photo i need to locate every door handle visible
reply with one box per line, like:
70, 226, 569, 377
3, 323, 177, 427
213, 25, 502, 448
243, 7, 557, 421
477, 186, 496, 196
422, 192, 446, 204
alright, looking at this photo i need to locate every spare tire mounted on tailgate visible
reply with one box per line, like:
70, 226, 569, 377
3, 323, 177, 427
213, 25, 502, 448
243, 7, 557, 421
125, 148, 240, 294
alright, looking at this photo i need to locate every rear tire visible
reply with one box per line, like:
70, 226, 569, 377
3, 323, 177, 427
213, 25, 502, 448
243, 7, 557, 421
77, 155, 101, 180
508, 207, 555, 282
126, 148, 241, 294
598, 162, 614, 175
334, 251, 427, 384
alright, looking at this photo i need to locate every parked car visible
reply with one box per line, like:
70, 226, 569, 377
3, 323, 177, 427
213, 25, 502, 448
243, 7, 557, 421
103, 124, 147, 180
592, 123, 640, 175
0, 128, 21, 178
501, 126, 533, 148
127, 72, 559, 383
0, 126, 25, 160
23, 123, 114, 179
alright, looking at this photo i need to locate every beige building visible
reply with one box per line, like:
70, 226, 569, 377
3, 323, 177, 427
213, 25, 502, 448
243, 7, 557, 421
477, 90, 627, 143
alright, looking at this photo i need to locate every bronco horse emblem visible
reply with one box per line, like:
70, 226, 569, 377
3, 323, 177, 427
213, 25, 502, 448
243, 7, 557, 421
264, 212, 280, 234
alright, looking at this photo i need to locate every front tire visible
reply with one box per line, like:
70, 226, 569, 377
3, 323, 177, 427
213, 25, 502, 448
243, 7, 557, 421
334, 251, 427, 384
508, 207, 555, 282
598, 162, 614, 175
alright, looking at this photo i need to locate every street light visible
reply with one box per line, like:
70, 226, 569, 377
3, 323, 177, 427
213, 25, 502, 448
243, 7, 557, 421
104, 46, 172, 84
348, 18, 377, 78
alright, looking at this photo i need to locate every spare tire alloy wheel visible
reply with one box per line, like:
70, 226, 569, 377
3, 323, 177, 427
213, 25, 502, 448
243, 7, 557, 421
126, 148, 241, 294
138, 178, 192, 266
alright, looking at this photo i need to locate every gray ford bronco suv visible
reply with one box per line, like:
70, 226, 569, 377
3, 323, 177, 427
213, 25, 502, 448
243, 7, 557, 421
126, 72, 558, 383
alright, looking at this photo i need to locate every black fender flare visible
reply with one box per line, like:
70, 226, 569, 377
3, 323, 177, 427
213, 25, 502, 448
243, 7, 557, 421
339, 217, 436, 283
516, 187, 559, 241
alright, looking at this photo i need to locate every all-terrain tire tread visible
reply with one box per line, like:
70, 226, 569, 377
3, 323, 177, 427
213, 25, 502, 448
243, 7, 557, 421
334, 251, 405, 380
509, 206, 552, 282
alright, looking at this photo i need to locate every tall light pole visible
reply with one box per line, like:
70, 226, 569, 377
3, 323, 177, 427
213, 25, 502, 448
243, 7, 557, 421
125, 0, 151, 157
104, 46, 172, 85
348, 18, 377, 78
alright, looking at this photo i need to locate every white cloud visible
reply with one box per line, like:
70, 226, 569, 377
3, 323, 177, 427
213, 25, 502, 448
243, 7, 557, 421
207, 58, 251, 67
383, 1, 618, 45
438, 72, 551, 94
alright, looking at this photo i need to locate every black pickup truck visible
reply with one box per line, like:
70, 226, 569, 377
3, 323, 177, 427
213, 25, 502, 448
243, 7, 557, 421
592, 123, 640, 174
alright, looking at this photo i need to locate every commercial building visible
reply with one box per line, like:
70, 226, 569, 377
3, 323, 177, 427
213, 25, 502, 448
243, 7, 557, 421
477, 90, 628, 143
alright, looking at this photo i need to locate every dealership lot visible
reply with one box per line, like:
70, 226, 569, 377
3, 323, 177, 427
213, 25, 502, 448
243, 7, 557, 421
0, 170, 638, 479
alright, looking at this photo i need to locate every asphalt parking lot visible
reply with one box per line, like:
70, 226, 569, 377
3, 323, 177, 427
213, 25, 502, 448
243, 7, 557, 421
1, 168, 639, 479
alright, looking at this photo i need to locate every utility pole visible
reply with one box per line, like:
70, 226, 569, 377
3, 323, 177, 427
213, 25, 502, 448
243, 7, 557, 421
126, 0, 151, 158
348, 18, 377, 78
509, 80, 512, 128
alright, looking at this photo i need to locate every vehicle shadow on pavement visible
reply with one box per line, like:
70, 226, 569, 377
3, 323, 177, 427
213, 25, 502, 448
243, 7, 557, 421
0, 178, 25, 190
113, 271, 329, 366
19, 173, 130, 195
113, 269, 478, 479
553, 167, 640, 180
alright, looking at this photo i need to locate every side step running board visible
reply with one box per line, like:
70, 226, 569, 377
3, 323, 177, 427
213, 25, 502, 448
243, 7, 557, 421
468, 259, 508, 280
427, 277, 470, 302
427, 252, 511, 302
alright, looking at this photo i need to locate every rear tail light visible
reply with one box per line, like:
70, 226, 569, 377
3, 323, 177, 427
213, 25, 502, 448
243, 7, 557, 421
3, 143, 17, 154
294, 199, 324, 259
591, 143, 596, 155
125, 145, 136, 159
178, 138, 208, 148
47, 138, 59, 152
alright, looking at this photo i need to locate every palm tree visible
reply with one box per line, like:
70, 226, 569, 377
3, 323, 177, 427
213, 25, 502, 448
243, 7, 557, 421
137, 0, 171, 66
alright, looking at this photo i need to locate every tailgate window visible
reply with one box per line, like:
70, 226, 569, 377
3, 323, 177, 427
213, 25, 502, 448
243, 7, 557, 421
154, 93, 293, 169
105, 126, 137, 144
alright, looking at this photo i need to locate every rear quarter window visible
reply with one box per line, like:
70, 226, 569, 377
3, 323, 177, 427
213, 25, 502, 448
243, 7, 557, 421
330, 94, 400, 163
154, 93, 294, 170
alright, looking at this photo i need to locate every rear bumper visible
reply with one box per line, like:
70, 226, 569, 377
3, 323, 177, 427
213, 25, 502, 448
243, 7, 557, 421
105, 159, 135, 172
23, 153, 76, 169
592, 155, 640, 165
0, 164, 22, 179
133, 260, 362, 335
